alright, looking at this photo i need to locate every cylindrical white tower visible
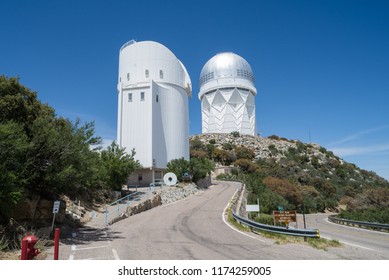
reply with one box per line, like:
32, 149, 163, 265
198, 52, 257, 136
117, 40, 191, 177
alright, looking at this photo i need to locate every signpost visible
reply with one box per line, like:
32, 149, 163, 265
246, 204, 260, 212
246, 199, 260, 218
273, 210, 297, 227
51, 200, 61, 233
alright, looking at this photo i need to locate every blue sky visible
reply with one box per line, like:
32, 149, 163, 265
1, 0, 388, 180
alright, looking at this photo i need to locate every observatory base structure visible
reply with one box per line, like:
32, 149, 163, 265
117, 40, 191, 187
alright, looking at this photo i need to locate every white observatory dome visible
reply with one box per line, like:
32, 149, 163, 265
198, 52, 257, 136
117, 39, 190, 174
119, 40, 191, 95
198, 52, 256, 100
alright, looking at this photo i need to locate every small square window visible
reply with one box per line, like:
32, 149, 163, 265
140, 92, 145, 101
128, 93, 132, 102
159, 70, 164, 79
145, 70, 149, 78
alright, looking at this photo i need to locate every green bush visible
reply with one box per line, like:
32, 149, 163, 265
254, 214, 274, 225
231, 131, 240, 137
222, 142, 234, 150
339, 208, 389, 224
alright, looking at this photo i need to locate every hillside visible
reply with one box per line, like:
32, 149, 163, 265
190, 133, 389, 221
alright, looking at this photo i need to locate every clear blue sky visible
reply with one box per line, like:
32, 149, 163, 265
1, 0, 388, 180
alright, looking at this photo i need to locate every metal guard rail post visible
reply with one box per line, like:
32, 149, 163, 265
232, 210, 320, 238
328, 215, 389, 231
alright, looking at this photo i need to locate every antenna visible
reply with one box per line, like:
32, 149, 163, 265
163, 172, 177, 186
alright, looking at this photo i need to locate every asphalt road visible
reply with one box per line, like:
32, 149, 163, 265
298, 212, 389, 258
53, 181, 389, 260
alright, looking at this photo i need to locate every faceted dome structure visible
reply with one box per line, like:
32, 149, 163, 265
198, 52, 257, 136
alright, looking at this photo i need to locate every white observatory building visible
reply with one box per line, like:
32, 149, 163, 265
198, 52, 257, 136
117, 40, 191, 186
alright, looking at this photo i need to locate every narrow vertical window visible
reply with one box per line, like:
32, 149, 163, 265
159, 70, 164, 79
119, 77, 121, 82
127, 73, 130, 81
156, 95, 159, 103
128, 93, 132, 102
145, 70, 149, 78
140, 92, 145, 101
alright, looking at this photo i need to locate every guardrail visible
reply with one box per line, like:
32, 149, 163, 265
328, 215, 389, 232
232, 210, 320, 238
229, 181, 320, 238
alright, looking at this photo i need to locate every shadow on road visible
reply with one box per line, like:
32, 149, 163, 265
59, 226, 124, 245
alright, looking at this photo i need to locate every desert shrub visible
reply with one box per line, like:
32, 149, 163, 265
235, 146, 255, 160
263, 176, 303, 206
222, 142, 234, 150
233, 159, 258, 173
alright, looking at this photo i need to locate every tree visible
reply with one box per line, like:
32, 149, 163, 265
263, 176, 303, 206
166, 158, 190, 181
99, 142, 141, 191
0, 122, 30, 221
167, 157, 214, 182
189, 157, 215, 182
0, 75, 55, 136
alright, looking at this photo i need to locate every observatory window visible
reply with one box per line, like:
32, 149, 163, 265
128, 93, 132, 102
145, 70, 149, 78
140, 92, 145, 101
127, 73, 130, 81
159, 70, 164, 79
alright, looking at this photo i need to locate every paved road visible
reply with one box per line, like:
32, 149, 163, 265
51, 181, 389, 260
298, 213, 389, 257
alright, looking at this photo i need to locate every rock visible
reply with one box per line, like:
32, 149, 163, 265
12, 191, 66, 225
160, 183, 199, 204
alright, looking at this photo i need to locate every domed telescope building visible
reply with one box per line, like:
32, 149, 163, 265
198, 52, 257, 136
117, 40, 191, 186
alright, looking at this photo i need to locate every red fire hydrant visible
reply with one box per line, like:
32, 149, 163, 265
20, 235, 40, 260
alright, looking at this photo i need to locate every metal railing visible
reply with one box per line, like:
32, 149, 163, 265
232, 210, 320, 238
105, 191, 145, 226
328, 215, 389, 232
230, 181, 320, 238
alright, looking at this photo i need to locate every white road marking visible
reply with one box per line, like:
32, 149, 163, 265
71, 245, 77, 251
222, 187, 267, 243
320, 235, 382, 252
112, 249, 120, 260
72, 245, 107, 251
68, 255, 74, 260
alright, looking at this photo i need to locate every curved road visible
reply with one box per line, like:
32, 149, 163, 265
55, 181, 389, 260
299, 213, 389, 258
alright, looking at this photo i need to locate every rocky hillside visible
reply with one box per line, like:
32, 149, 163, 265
191, 133, 388, 186
190, 133, 389, 214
